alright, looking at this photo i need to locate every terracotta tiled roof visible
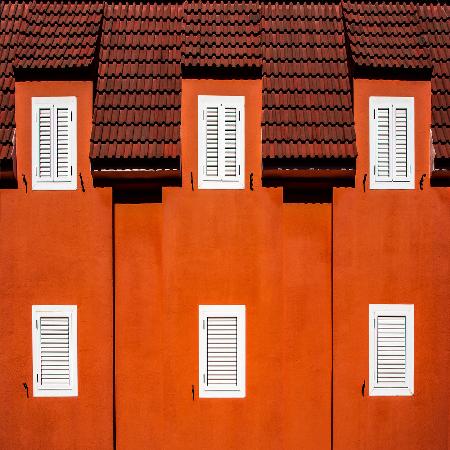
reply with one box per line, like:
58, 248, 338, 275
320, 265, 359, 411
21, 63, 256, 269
343, 1, 431, 70
262, 2, 356, 160
0, 2, 24, 162
418, 4, 450, 160
1, 1, 449, 178
183, 1, 261, 68
90, 3, 182, 165
15, 2, 103, 70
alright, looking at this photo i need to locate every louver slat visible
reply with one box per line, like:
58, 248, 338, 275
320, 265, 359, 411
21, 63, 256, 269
393, 108, 408, 180
205, 107, 219, 177
56, 108, 71, 180
207, 317, 238, 386
40, 317, 71, 387
224, 107, 237, 177
376, 316, 406, 384
38, 108, 52, 178
376, 108, 390, 179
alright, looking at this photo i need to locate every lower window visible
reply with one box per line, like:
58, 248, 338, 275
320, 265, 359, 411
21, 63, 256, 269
32, 305, 78, 397
199, 305, 246, 398
369, 304, 414, 396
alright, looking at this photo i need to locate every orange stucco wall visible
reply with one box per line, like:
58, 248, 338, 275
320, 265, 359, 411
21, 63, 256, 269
333, 79, 450, 449
0, 82, 113, 449
114, 79, 332, 449
1, 77, 447, 450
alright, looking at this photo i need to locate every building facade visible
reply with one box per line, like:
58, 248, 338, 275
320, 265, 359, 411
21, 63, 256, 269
0, 2, 449, 449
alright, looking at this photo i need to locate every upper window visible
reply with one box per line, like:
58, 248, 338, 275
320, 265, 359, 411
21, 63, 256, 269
32, 97, 77, 190
32, 305, 78, 397
198, 95, 245, 189
369, 97, 414, 190
369, 304, 414, 396
199, 305, 246, 398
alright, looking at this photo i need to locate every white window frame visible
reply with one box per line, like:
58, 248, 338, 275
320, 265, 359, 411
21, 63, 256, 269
198, 95, 245, 190
369, 304, 414, 396
369, 96, 415, 190
32, 96, 77, 191
32, 305, 78, 397
199, 305, 246, 398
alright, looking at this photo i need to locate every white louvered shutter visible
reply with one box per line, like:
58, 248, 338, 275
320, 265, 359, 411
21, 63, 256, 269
370, 97, 414, 189
375, 315, 407, 385
369, 304, 414, 396
199, 305, 246, 398
55, 106, 72, 182
374, 107, 391, 181
205, 106, 219, 177
32, 97, 77, 190
198, 96, 245, 189
32, 305, 78, 397
222, 106, 238, 179
37, 106, 53, 180
393, 107, 408, 181
207, 317, 238, 386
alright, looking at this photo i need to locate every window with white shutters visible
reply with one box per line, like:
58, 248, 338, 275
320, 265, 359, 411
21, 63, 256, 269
32, 305, 78, 397
199, 305, 246, 398
369, 97, 414, 189
198, 96, 245, 189
369, 304, 414, 396
32, 97, 77, 190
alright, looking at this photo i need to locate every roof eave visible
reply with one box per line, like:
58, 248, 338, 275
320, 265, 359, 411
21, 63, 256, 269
430, 162, 450, 186
262, 154, 356, 188
90, 156, 182, 188
0, 157, 17, 188
262, 168, 356, 189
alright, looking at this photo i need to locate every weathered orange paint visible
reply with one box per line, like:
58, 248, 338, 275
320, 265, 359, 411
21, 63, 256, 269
114, 79, 332, 449
333, 79, 450, 449
0, 82, 113, 449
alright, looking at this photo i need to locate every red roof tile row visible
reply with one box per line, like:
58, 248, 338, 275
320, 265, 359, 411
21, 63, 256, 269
418, 4, 450, 160
0, 2, 449, 169
343, 1, 431, 70
15, 2, 103, 70
262, 2, 356, 160
0, 1, 102, 162
90, 3, 182, 162
183, 1, 261, 68
0, 2, 24, 161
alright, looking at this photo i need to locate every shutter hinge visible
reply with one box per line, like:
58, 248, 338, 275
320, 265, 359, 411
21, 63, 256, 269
238, 110, 241, 121
373, 109, 375, 119
203, 320, 205, 330
36, 319, 38, 330
373, 318, 376, 328
203, 110, 205, 121
71, 111, 73, 121
203, 374, 206, 383
71, 166, 73, 176
36, 373, 39, 383
373, 165, 375, 175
